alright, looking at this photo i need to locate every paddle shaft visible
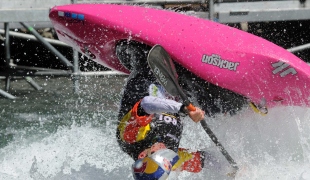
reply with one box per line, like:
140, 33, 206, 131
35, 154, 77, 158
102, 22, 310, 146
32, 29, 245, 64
177, 85, 238, 169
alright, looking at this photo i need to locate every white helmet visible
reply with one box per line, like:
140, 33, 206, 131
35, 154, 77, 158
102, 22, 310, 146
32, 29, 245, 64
132, 148, 179, 180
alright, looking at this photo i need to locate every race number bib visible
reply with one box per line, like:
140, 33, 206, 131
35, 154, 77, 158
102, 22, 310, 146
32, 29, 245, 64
158, 114, 178, 125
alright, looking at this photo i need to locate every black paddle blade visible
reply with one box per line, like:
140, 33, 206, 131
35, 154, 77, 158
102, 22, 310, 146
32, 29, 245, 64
147, 45, 180, 96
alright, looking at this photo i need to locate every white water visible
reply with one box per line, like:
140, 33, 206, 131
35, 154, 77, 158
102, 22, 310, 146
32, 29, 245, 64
1, 106, 310, 180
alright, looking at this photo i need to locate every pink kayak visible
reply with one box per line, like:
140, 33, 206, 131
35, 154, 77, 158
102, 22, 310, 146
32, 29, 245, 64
49, 4, 310, 108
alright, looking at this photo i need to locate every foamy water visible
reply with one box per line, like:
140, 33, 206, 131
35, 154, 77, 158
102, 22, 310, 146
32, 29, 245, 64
1, 105, 310, 180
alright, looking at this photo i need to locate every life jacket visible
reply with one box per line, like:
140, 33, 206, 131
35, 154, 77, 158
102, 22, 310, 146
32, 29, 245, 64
117, 100, 183, 159
118, 100, 154, 143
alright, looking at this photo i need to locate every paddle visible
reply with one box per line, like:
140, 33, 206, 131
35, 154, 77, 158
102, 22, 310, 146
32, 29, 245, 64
147, 44, 239, 171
